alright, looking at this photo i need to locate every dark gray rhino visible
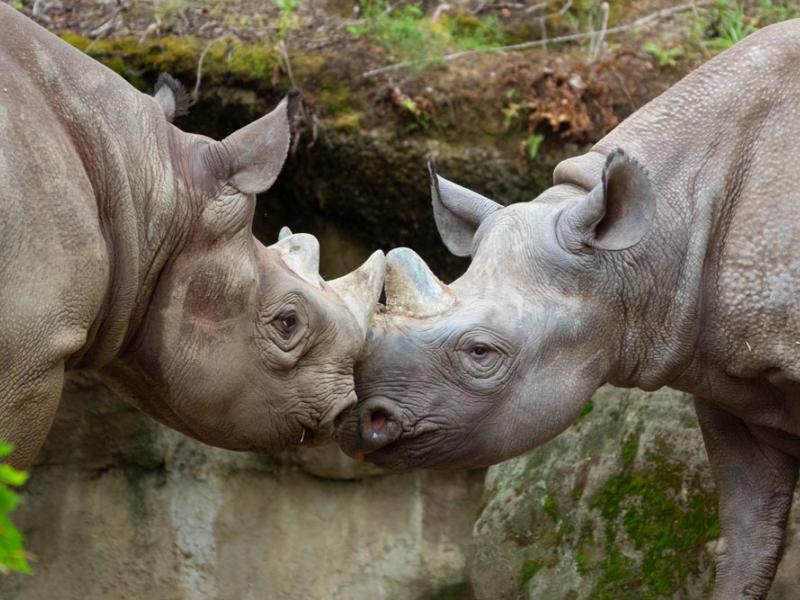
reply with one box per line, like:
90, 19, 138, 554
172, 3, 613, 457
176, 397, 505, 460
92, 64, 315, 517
337, 20, 800, 598
0, 5, 384, 468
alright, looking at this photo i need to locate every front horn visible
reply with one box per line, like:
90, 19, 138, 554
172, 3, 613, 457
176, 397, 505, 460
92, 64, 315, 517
384, 248, 453, 317
328, 251, 386, 337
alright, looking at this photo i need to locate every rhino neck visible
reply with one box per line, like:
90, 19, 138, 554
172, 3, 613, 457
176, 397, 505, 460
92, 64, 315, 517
596, 27, 793, 393
64, 95, 193, 369
605, 142, 753, 393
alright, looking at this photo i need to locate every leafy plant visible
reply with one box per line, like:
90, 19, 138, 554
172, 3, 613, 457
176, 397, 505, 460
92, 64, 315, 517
678, 0, 798, 60
151, 0, 188, 30
753, 0, 800, 24
349, 1, 505, 69
390, 87, 432, 130
0, 443, 29, 575
704, 1, 756, 50
274, 0, 300, 42
526, 133, 545, 160
643, 40, 684, 68
501, 98, 534, 130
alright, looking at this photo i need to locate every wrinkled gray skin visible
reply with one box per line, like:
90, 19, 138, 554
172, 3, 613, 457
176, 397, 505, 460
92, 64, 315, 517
0, 5, 384, 470
338, 20, 800, 599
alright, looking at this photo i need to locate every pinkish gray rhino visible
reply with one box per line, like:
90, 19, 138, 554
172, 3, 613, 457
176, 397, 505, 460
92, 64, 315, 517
0, 4, 384, 468
338, 20, 800, 599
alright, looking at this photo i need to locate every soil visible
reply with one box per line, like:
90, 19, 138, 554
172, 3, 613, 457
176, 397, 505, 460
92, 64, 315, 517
1, 0, 741, 278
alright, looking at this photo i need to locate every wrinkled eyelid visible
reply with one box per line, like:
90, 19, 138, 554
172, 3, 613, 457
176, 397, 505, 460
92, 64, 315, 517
456, 329, 512, 355
261, 292, 304, 319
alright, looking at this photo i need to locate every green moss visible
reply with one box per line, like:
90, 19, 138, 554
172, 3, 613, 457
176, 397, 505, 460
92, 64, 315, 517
318, 85, 352, 114
290, 52, 327, 78
587, 447, 719, 598
60, 31, 91, 51
222, 39, 276, 79
520, 560, 542, 585
620, 429, 641, 464
542, 495, 559, 523
578, 400, 594, 420
575, 550, 589, 575
333, 111, 361, 129
60, 34, 281, 94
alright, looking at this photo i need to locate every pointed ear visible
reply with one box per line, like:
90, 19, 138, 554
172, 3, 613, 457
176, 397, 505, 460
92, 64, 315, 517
429, 160, 502, 257
216, 91, 301, 195
557, 148, 655, 252
152, 73, 191, 123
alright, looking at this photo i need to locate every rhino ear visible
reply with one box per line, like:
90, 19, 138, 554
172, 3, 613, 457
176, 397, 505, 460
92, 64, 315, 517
215, 91, 301, 195
153, 73, 191, 123
429, 160, 502, 257
557, 148, 655, 252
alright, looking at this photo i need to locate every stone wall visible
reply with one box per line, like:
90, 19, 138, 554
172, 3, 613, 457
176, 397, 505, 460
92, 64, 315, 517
470, 387, 800, 600
6, 385, 800, 599
2, 378, 484, 600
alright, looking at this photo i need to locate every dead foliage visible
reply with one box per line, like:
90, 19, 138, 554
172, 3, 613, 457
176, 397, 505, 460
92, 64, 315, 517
499, 59, 622, 145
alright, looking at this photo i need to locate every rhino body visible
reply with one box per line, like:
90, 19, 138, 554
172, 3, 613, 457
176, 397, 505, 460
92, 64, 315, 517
0, 5, 384, 469
338, 21, 800, 598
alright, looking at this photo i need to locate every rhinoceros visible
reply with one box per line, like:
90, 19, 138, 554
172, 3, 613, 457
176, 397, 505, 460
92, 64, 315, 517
0, 5, 384, 469
337, 20, 800, 599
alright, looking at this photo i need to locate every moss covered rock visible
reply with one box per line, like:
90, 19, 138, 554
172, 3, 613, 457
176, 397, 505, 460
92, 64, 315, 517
470, 386, 800, 599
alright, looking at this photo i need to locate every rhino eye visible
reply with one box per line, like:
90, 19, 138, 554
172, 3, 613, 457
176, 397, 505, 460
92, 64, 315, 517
469, 344, 491, 360
274, 310, 299, 339
454, 331, 511, 381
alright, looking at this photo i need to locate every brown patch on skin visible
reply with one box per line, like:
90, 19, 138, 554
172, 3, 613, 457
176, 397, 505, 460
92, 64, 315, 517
182, 259, 250, 324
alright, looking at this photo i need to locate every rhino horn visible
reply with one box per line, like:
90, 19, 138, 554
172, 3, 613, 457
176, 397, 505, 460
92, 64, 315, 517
278, 226, 293, 241
384, 247, 453, 316
328, 251, 386, 337
271, 232, 321, 287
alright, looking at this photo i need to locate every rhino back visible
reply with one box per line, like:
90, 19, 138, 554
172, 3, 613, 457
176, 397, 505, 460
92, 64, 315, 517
0, 4, 177, 368
0, 18, 108, 369
597, 20, 800, 382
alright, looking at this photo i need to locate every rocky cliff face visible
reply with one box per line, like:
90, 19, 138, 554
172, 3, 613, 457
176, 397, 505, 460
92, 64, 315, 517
10, 386, 798, 600
2, 378, 484, 600
471, 387, 800, 600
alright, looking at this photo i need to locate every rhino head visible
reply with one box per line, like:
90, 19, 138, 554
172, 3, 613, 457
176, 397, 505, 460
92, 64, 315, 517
336, 150, 657, 469
109, 90, 384, 452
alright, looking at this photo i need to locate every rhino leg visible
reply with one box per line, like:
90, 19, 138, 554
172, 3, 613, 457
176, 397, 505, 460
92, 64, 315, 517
0, 361, 64, 469
695, 398, 798, 599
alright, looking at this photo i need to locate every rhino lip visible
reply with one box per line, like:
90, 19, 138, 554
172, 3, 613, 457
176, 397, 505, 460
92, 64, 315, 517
300, 427, 331, 448
298, 426, 325, 447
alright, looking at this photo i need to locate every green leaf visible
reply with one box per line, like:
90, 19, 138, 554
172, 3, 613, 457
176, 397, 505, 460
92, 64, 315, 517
0, 464, 28, 487
0, 487, 20, 514
0, 438, 30, 574
527, 133, 545, 160
0, 516, 31, 574
0, 443, 13, 459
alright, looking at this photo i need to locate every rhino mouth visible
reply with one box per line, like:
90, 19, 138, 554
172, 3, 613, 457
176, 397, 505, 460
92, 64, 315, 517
299, 427, 319, 447
296, 421, 333, 448
334, 395, 412, 462
295, 389, 358, 449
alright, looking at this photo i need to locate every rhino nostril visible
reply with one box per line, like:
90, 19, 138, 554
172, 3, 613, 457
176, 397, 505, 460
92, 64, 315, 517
370, 410, 389, 432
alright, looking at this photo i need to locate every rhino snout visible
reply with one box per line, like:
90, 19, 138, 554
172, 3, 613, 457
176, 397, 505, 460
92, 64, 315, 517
353, 396, 403, 453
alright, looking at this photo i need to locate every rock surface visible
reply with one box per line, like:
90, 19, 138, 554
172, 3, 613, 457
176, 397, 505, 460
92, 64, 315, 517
2, 377, 484, 600
471, 386, 800, 599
